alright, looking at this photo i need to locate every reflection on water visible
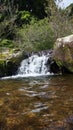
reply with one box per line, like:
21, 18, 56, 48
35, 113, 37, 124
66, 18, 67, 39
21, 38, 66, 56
0, 75, 73, 129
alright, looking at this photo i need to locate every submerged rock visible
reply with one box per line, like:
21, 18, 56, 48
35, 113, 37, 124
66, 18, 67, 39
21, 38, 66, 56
53, 34, 73, 73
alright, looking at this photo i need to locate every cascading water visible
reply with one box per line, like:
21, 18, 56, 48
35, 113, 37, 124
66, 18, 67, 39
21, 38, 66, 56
17, 52, 52, 77
2, 51, 53, 79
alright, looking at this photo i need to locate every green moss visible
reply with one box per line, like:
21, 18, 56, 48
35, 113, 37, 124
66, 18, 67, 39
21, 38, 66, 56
9, 52, 23, 65
63, 45, 72, 63
55, 59, 63, 67
0, 48, 23, 77
0, 59, 5, 66
67, 62, 73, 72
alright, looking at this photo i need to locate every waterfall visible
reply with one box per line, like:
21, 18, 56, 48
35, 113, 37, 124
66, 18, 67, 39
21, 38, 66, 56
2, 51, 53, 79
17, 52, 52, 77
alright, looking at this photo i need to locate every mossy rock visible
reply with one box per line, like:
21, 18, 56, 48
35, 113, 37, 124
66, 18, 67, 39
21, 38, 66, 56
53, 35, 73, 73
0, 49, 25, 77
5, 50, 25, 76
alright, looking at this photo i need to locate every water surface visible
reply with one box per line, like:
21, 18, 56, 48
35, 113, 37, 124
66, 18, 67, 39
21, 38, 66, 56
0, 74, 73, 130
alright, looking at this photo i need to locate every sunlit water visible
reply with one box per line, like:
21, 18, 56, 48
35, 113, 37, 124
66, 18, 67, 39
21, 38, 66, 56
0, 74, 73, 130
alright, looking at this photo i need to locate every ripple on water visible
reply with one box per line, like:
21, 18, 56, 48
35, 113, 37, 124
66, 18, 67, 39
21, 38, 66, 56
0, 74, 73, 129
31, 106, 48, 113
34, 102, 47, 108
40, 84, 49, 89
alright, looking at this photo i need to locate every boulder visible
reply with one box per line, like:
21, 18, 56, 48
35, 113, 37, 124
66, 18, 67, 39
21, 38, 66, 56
0, 49, 29, 77
53, 34, 73, 73
5, 51, 24, 76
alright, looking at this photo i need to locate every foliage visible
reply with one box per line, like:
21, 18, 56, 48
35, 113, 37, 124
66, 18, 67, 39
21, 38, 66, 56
0, 0, 73, 52
0, 13, 4, 22
0, 0, 56, 19
0, 39, 14, 48
0, 18, 17, 40
15, 11, 36, 26
49, 7, 73, 38
65, 3, 73, 17
16, 18, 55, 51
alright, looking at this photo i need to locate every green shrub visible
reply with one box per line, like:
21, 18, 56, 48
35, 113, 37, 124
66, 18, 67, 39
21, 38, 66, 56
16, 11, 32, 26
17, 18, 55, 51
0, 39, 14, 48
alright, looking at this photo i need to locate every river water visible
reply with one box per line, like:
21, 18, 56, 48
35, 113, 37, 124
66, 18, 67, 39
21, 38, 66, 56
0, 74, 73, 130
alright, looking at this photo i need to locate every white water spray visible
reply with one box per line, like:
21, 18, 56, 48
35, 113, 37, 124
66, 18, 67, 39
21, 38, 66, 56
17, 53, 51, 77
1, 52, 53, 79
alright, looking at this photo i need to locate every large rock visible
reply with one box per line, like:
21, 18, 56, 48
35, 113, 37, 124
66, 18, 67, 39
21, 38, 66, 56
53, 34, 73, 73
5, 51, 24, 76
0, 49, 29, 77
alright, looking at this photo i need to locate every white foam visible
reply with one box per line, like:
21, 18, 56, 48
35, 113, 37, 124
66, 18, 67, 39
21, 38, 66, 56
1, 72, 53, 80
18, 54, 50, 75
1, 53, 53, 80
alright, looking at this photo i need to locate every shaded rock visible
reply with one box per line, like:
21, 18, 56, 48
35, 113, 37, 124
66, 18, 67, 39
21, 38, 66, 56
0, 60, 6, 77
46, 56, 60, 73
5, 51, 24, 76
50, 60, 60, 73
6, 51, 31, 76
53, 34, 73, 73
0, 49, 29, 77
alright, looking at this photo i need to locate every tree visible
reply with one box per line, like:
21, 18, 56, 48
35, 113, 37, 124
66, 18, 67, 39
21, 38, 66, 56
0, 0, 56, 19
48, 0, 73, 39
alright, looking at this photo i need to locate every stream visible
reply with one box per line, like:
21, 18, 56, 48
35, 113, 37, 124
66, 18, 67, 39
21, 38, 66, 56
0, 52, 73, 130
0, 74, 73, 130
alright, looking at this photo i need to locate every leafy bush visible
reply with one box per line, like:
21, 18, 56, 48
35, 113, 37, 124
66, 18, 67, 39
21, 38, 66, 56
49, 7, 73, 39
16, 11, 33, 26
0, 39, 14, 48
0, 19, 17, 40
16, 18, 55, 51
